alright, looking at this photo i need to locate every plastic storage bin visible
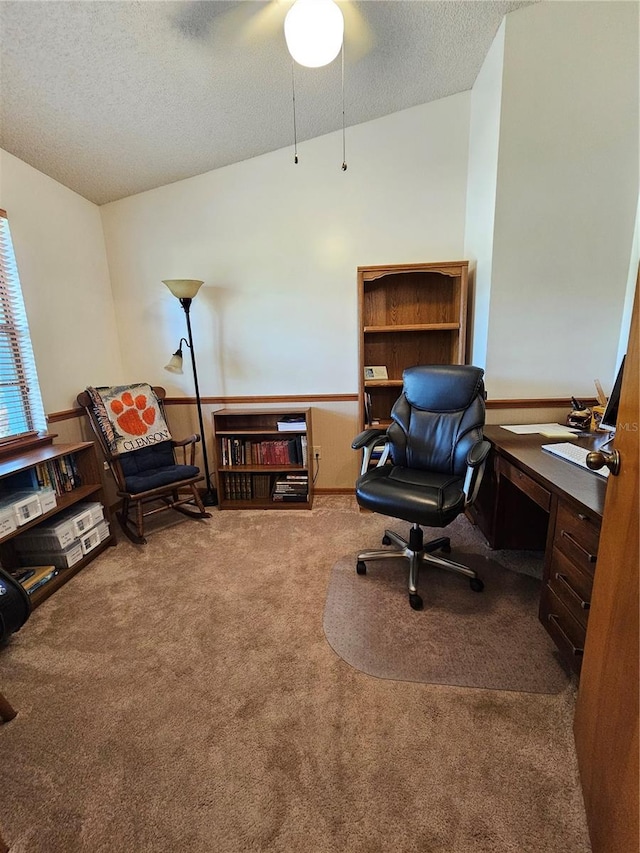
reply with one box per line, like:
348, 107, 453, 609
78, 520, 109, 555
14, 516, 77, 552
0, 507, 17, 538
38, 488, 57, 514
19, 540, 84, 569
0, 492, 43, 526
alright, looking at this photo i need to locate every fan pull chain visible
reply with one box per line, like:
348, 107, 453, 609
291, 60, 299, 164
341, 44, 347, 171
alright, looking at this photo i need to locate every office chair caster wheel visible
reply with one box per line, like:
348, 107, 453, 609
382, 535, 391, 545
409, 593, 423, 610
470, 577, 484, 592
356, 561, 367, 575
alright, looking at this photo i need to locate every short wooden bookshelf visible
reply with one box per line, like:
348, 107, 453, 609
212, 409, 313, 510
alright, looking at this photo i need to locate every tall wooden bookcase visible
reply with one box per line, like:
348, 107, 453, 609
358, 261, 469, 429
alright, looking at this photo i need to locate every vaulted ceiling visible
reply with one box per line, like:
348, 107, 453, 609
0, 1, 535, 205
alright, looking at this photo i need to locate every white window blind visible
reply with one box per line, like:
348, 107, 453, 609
0, 209, 46, 441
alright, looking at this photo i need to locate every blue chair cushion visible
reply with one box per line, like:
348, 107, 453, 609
119, 441, 200, 494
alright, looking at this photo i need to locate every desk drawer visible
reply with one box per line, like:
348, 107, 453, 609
540, 586, 585, 674
548, 547, 593, 630
554, 501, 600, 577
499, 458, 551, 511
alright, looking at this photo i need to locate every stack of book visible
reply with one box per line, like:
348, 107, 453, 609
12, 565, 58, 596
272, 474, 308, 503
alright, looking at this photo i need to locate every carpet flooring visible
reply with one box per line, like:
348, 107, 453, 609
324, 516, 570, 693
0, 497, 591, 853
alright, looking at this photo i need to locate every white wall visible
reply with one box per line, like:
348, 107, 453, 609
2, 0, 638, 432
100, 95, 471, 398
618, 194, 640, 369
463, 19, 505, 370
484, 0, 638, 400
0, 149, 123, 412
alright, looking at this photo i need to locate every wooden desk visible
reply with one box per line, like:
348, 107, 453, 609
469, 425, 610, 675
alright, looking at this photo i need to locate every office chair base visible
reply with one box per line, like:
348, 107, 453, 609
356, 524, 484, 608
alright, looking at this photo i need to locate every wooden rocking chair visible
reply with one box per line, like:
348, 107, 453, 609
77, 386, 211, 544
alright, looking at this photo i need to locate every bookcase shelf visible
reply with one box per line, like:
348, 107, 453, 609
358, 261, 468, 429
212, 409, 313, 510
0, 441, 115, 608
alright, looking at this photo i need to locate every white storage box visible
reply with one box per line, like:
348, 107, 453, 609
0, 506, 17, 538
0, 491, 43, 526
59, 502, 104, 537
95, 519, 110, 542
19, 540, 83, 569
63, 505, 94, 536
78, 519, 109, 555
81, 502, 104, 528
14, 515, 77, 552
38, 488, 57, 514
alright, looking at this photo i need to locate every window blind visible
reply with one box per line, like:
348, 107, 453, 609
0, 210, 46, 440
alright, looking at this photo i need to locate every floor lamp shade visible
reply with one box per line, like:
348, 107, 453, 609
163, 279, 203, 299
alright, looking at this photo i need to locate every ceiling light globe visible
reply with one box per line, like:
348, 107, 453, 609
284, 0, 344, 68
162, 279, 204, 300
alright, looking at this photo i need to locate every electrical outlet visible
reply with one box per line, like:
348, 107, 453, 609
103, 461, 110, 471
313, 446, 321, 459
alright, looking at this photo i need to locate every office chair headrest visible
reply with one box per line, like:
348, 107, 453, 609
403, 365, 485, 412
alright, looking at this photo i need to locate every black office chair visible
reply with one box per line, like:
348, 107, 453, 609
352, 364, 491, 610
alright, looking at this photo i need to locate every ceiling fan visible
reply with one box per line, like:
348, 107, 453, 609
173, 0, 374, 65
172, 0, 373, 171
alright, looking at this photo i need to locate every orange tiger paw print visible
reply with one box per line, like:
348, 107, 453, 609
110, 391, 156, 436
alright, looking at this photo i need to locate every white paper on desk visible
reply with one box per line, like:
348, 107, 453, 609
538, 425, 581, 437
500, 422, 579, 436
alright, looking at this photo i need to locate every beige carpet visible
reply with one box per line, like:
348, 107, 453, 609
324, 517, 569, 693
0, 497, 591, 853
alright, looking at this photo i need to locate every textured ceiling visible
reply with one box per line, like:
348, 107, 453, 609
0, 0, 535, 205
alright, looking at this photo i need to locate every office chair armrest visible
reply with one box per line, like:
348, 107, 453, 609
351, 428, 387, 451
352, 428, 390, 475
466, 439, 491, 468
171, 434, 201, 466
463, 439, 491, 506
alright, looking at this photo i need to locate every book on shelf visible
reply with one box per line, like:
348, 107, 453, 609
14, 565, 58, 595
220, 436, 306, 468
272, 473, 308, 502
371, 442, 387, 462
252, 474, 271, 499
276, 416, 306, 432
272, 494, 307, 502
1, 455, 80, 499
223, 472, 254, 501
364, 392, 372, 426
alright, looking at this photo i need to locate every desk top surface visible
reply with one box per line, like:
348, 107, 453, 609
484, 425, 608, 518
